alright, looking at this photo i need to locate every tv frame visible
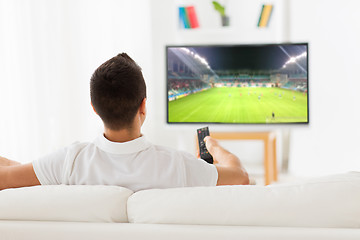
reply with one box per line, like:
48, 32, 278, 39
166, 43, 309, 125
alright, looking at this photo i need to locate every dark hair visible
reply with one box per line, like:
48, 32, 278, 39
90, 53, 146, 130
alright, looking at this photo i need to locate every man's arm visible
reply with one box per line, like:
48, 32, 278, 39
0, 156, 21, 166
0, 163, 40, 190
204, 136, 249, 185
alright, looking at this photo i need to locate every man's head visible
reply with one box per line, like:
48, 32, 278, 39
90, 53, 146, 130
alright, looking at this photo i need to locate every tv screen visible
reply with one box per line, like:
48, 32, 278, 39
167, 43, 308, 124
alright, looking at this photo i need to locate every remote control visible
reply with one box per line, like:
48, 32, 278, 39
197, 127, 213, 164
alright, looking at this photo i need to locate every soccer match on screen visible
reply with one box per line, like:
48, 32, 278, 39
167, 44, 308, 124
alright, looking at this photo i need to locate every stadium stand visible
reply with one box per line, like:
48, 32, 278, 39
167, 47, 308, 101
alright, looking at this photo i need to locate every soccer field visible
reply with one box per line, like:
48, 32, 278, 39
168, 87, 308, 123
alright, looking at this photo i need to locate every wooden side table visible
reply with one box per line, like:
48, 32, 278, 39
210, 132, 277, 185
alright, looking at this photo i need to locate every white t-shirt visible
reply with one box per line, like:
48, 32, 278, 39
33, 134, 218, 192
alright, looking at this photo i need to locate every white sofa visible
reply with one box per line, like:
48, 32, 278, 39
1, 172, 359, 240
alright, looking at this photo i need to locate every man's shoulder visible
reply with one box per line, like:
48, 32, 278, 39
67, 141, 92, 149
150, 144, 196, 160
63, 141, 94, 155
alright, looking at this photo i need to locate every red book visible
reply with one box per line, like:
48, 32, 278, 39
186, 6, 199, 28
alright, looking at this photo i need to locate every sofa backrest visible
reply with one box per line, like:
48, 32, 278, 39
127, 172, 360, 228
0, 172, 359, 228
0, 185, 133, 223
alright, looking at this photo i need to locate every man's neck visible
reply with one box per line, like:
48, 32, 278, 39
103, 127, 141, 143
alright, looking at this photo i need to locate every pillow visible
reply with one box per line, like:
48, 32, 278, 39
0, 185, 133, 222
127, 172, 360, 228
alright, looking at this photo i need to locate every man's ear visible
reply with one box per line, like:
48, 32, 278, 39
139, 98, 146, 116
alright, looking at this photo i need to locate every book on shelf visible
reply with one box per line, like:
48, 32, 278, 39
178, 6, 199, 29
258, 4, 273, 28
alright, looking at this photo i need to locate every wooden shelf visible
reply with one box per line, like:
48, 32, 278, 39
211, 132, 277, 185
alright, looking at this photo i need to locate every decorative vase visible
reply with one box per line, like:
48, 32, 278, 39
221, 15, 230, 27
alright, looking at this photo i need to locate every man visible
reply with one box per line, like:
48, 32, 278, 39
0, 53, 249, 191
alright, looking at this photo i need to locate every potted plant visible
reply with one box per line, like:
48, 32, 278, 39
212, 1, 229, 26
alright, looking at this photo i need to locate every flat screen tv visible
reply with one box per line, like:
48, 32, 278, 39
166, 43, 308, 124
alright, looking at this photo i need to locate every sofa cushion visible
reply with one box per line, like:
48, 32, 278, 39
127, 172, 360, 228
0, 185, 133, 223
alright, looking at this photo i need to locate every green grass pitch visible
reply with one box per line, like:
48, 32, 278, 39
168, 87, 308, 123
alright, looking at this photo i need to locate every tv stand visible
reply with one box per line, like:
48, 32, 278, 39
210, 132, 277, 185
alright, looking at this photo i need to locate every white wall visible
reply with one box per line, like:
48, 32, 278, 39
1, 0, 359, 177
0, 0, 152, 162
149, 0, 287, 175
149, 0, 360, 177
288, 0, 360, 175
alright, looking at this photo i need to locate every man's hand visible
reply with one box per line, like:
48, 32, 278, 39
203, 136, 219, 164
204, 136, 249, 186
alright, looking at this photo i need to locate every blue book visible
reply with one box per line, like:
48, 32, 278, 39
179, 7, 190, 28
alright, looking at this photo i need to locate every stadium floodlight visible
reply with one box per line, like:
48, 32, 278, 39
283, 51, 307, 68
180, 47, 190, 54
194, 54, 210, 67
295, 52, 307, 60
176, 47, 213, 71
